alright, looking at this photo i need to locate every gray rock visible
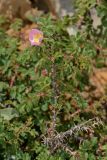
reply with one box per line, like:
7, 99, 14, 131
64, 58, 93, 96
90, 7, 101, 29
52, 0, 75, 17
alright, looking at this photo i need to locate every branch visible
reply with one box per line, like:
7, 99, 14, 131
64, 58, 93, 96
43, 117, 103, 154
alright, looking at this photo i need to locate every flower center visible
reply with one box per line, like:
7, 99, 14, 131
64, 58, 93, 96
34, 33, 42, 43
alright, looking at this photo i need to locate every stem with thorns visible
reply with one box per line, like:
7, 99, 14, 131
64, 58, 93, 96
43, 117, 103, 154
51, 60, 58, 132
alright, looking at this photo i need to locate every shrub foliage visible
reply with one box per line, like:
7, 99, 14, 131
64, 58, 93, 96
0, 0, 107, 159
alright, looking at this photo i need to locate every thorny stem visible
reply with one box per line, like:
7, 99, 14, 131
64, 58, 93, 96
43, 57, 103, 155
51, 62, 58, 105
43, 117, 103, 154
51, 61, 58, 132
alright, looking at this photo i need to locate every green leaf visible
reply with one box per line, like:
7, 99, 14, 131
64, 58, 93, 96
0, 108, 19, 120
41, 104, 48, 111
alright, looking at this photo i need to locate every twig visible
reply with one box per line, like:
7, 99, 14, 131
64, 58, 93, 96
43, 117, 103, 154
50, 59, 59, 133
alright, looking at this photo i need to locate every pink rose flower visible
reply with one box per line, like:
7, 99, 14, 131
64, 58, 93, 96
29, 29, 43, 46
